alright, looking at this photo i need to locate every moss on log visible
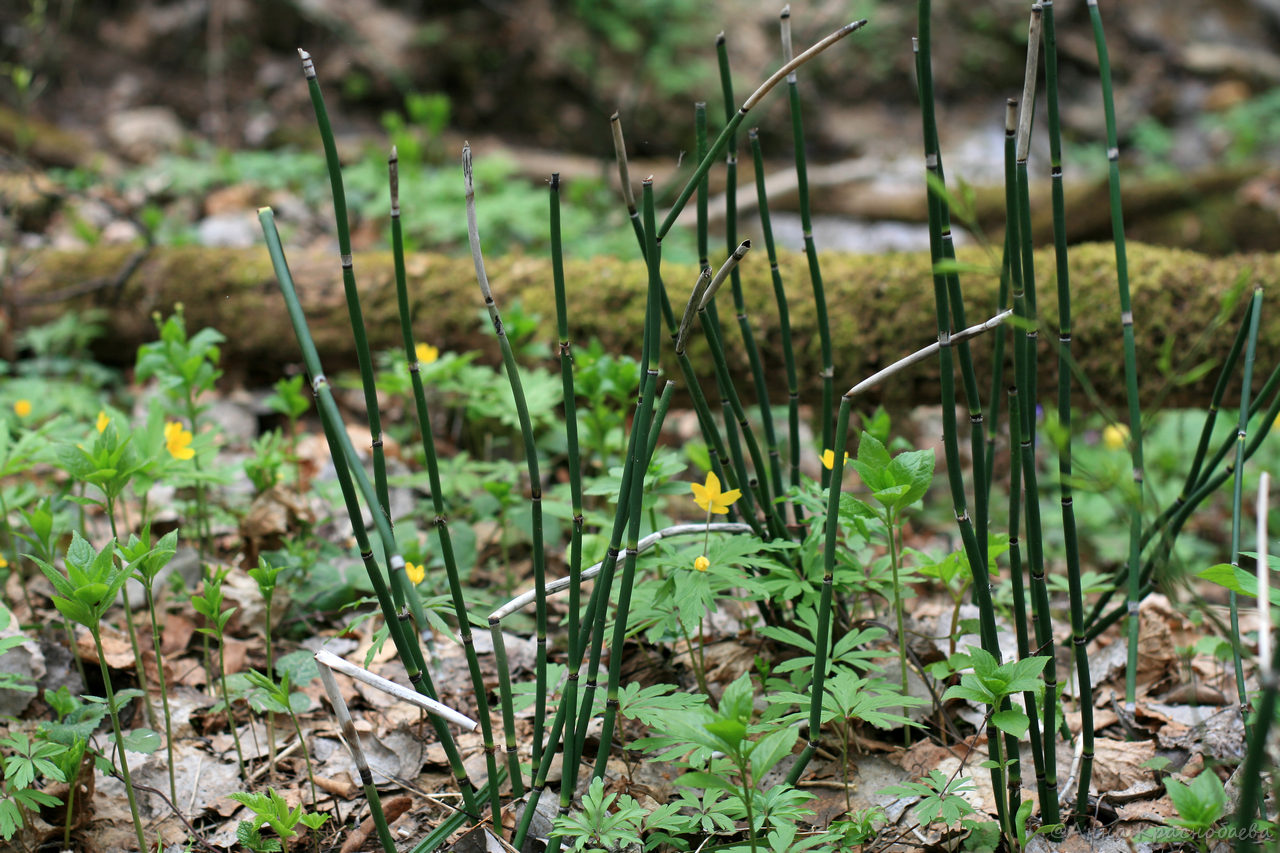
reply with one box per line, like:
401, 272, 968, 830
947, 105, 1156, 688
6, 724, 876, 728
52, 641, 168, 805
7, 242, 1275, 413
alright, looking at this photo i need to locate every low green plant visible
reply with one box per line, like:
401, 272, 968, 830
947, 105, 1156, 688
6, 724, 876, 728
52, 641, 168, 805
120, 527, 180, 805
640, 673, 801, 853
31, 532, 152, 852
192, 565, 246, 778
844, 430, 935, 702
1136, 769, 1227, 851
242, 667, 318, 804
229, 787, 329, 853
0, 730, 67, 845
263, 375, 311, 488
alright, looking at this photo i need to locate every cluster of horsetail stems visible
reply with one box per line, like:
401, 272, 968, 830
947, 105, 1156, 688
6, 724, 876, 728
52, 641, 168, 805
248, 4, 1280, 849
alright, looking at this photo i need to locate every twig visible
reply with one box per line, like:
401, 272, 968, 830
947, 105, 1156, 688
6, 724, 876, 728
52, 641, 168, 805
114, 774, 222, 853
488, 523, 753, 622
844, 309, 1014, 397
314, 649, 478, 731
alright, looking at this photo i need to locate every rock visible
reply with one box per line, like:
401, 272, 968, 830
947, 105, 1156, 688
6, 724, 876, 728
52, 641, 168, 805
196, 212, 259, 248
105, 106, 185, 162
0, 608, 43, 716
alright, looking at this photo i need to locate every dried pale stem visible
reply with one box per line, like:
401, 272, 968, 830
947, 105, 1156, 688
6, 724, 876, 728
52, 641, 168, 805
317, 658, 398, 853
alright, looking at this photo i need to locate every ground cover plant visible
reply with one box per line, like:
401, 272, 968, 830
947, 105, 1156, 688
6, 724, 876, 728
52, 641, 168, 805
3, 2, 1280, 852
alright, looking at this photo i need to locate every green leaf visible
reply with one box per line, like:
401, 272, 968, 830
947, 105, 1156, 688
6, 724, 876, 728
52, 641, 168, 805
991, 709, 1030, 738
676, 771, 740, 795
116, 728, 161, 754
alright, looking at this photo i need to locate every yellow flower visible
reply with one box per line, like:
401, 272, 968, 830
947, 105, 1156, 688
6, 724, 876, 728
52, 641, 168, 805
13, 400, 31, 418
821, 449, 850, 470
415, 343, 439, 365
1102, 423, 1129, 450
405, 561, 425, 585
693, 555, 709, 572
0, 555, 8, 569
164, 421, 196, 460
96, 411, 110, 433
690, 471, 741, 515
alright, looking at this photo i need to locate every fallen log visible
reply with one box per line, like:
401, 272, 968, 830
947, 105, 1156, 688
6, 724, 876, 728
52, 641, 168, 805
5, 241, 1274, 413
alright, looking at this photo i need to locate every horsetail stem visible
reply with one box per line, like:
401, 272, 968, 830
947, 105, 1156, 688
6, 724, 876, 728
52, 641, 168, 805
782, 7, 835, 486
785, 392, 851, 785
297, 49, 391, 529
1233, 474, 1276, 847
916, 0, 1009, 827
1084, 0, 1146, 708
551, 171, 587, 813
716, 34, 784, 513
463, 143, 550, 779
1011, 7, 1062, 831
591, 180, 663, 781
259, 207, 481, 820
1042, 0, 1094, 820
1227, 288, 1265, 719
749, 127, 803, 528
389, 149, 505, 814
696, 243, 790, 539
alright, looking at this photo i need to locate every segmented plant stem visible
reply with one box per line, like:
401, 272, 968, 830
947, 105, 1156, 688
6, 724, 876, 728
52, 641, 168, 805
1228, 288, 1265, 716
388, 149, 504, 814
1084, 0, 1145, 708
717, 34, 784, 511
1042, 0, 1094, 820
463, 144, 550, 777
749, 127, 804, 528
551, 171, 587, 817
259, 208, 480, 820
593, 180, 663, 780
786, 394, 851, 785
782, 7, 835, 484
298, 50, 391, 528
916, 0, 1009, 828
1010, 7, 1062, 830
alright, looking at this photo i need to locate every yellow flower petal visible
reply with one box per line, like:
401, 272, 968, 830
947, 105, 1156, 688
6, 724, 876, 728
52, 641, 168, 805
415, 343, 439, 365
820, 449, 850, 470
13, 400, 31, 418
1102, 423, 1129, 450
96, 411, 110, 433
0, 555, 8, 569
690, 471, 741, 515
164, 421, 196, 461
405, 561, 425, 585
693, 555, 709, 572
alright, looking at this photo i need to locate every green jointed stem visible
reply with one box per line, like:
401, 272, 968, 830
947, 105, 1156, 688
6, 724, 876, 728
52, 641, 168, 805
551, 171, 587, 812
463, 144, 550, 778
1228, 288, 1265, 716
1043, 0, 1094, 820
298, 50, 391, 529
984, 102, 1019, 508
716, 34, 784, 512
389, 149, 504, 814
782, 7, 834, 487
916, 0, 1009, 828
593, 179, 664, 781
697, 246, 789, 541
1011, 8, 1061, 829
1084, 0, 1145, 708
749, 128, 804, 528
259, 208, 480, 820
785, 393, 851, 786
